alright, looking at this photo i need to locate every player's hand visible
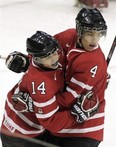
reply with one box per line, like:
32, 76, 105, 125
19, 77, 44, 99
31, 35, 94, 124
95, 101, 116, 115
6, 51, 30, 73
106, 73, 111, 89
12, 92, 34, 112
71, 91, 99, 123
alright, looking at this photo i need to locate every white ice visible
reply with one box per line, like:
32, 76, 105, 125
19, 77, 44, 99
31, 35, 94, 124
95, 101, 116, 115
0, 0, 116, 147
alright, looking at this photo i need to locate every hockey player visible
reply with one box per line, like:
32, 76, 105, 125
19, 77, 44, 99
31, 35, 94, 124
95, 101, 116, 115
51, 8, 108, 147
3, 8, 108, 147
1, 30, 99, 147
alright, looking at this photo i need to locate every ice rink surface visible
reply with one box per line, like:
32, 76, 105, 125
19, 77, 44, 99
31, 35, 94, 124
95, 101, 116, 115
0, 0, 116, 146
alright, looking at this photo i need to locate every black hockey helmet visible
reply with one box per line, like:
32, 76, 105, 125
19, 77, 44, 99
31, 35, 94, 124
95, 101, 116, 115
26, 31, 60, 58
75, 8, 107, 37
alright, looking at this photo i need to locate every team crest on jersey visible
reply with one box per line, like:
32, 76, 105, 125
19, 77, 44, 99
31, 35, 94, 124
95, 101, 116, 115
38, 108, 43, 114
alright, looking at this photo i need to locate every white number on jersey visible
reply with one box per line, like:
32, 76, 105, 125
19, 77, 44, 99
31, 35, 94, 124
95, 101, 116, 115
90, 66, 98, 77
31, 81, 46, 95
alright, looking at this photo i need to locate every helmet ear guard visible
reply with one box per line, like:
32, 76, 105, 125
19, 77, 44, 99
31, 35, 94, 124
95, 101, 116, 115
75, 8, 107, 37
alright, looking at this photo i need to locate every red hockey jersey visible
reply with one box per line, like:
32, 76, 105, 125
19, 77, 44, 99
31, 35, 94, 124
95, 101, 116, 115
54, 29, 107, 141
1, 56, 76, 138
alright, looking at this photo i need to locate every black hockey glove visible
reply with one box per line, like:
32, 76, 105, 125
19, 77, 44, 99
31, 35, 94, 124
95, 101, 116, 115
12, 92, 34, 112
71, 91, 99, 123
6, 51, 30, 73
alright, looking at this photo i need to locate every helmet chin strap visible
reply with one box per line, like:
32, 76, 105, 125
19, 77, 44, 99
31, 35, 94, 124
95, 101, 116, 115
76, 37, 84, 49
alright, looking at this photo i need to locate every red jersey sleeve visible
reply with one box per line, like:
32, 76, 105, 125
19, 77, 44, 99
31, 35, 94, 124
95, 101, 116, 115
56, 47, 107, 109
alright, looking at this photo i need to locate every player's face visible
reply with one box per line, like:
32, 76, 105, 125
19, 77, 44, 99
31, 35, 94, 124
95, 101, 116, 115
39, 50, 60, 69
81, 30, 103, 51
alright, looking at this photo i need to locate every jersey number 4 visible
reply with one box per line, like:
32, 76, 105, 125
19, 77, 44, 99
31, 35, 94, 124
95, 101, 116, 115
90, 66, 98, 77
31, 81, 46, 95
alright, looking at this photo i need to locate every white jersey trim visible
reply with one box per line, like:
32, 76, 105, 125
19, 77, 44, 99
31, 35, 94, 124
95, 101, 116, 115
36, 106, 59, 118
87, 112, 105, 120
66, 87, 80, 98
4, 111, 45, 134
34, 96, 57, 107
58, 124, 104, 133
71, 77, 93, 90
67, 49, 85, 57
